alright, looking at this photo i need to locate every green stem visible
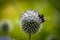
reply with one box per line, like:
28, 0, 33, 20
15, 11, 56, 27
29, 33, 31, 40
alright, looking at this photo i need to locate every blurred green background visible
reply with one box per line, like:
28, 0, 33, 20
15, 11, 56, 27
0, 0, 60, 40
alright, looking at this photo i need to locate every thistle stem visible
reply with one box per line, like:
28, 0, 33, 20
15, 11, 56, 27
29, 33, 31, 40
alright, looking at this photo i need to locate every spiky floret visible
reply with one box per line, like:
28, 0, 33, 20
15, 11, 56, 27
20, 10, 44, 34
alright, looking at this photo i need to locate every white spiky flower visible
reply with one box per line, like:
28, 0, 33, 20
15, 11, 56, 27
20, 10, 44, 34
0, 19, 13, 32
21, 10, 41, 24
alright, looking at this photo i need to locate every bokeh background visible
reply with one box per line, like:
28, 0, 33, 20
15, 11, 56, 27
0, 0, 60, 40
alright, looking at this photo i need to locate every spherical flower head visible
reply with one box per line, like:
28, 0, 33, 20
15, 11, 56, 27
0, 19, 13, 32
20, 10, 45, 34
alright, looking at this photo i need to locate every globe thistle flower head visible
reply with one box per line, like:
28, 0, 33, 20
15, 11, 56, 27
20, 10, 45, 34
0, 19, 13, 33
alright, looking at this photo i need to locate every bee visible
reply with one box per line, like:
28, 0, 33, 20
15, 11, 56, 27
38, 14, 45, 23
